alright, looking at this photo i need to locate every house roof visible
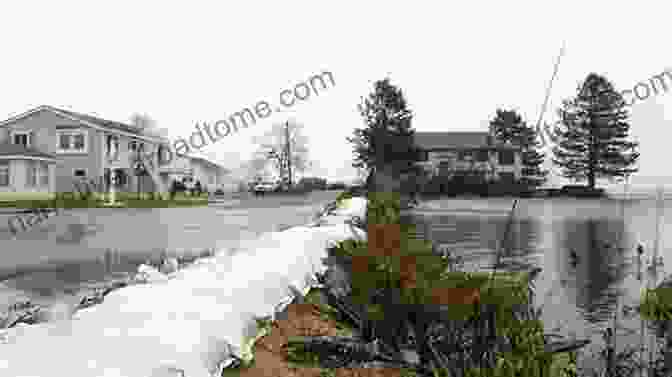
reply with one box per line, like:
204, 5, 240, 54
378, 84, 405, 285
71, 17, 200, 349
49, 106, 142, 134
414, 131, 519, 150
0, 143, 57, 160
414, 132, 489, 149
187, 155, 230, 173
0, 105, 168, 144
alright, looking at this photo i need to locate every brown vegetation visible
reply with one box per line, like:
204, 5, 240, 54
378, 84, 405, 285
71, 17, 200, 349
233, 302, 405, 377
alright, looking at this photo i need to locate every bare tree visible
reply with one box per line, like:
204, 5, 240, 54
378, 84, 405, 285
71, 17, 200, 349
129, 113, 168, 138
252, 119, 311, 186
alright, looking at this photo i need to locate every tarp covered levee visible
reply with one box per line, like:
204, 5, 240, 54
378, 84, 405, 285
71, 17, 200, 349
0, 198, 367, 377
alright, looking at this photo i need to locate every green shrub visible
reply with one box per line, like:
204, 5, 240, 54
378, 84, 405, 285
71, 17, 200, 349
639, 287, 672, 321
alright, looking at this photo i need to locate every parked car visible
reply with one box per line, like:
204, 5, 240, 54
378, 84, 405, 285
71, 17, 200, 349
253, 181, 278, 195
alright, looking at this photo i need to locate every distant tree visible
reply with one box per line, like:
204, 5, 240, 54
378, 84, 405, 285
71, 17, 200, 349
347, 77, 418, 193
489, 108, 548, 187
552, 73, 640, 188
130, 113, 169, 139
252, 119, 311, 185
490, 109, 524, 145
130, 113, 155, 134
517, 126, 548, 186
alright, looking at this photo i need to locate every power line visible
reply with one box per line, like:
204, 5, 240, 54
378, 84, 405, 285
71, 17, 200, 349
535, 41, 566, 146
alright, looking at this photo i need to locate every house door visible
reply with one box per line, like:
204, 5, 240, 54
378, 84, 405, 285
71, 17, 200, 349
114, 168, 129, 190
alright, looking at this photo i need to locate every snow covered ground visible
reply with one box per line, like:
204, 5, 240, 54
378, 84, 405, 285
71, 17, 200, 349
0, 197, 367, 377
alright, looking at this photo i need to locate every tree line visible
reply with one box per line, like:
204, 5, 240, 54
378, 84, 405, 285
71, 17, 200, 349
347, 72, 640, 192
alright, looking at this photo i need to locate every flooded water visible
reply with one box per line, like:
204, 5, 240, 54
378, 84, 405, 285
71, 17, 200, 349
408, 195, 671, 370
0, 191, 339, 310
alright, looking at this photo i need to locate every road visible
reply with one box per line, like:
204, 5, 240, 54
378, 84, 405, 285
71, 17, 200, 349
0, 190, 340, 309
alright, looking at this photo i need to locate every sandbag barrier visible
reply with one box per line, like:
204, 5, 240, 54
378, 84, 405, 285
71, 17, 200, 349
0, 197, 368, 377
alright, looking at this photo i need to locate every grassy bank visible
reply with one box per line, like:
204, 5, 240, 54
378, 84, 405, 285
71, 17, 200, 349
0, 192, 209, 209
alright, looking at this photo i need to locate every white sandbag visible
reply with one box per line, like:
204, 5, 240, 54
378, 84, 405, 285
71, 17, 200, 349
331, 197, 367, 218
0, 222, 366, 377
160, 257, 179, 275
313, 197, 367, 226
135, 263, 170, 283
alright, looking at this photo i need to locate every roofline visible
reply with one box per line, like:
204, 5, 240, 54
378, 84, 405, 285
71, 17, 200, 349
0, 155, 57, 162
0, 105, 169, 144
186, 155, 228, 169
420, 145, 521, 150
415, 131, 489, 134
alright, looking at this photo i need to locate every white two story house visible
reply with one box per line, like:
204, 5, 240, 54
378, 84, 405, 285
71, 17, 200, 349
0, 105, 229, 199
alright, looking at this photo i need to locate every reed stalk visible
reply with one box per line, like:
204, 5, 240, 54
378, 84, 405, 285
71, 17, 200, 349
648, 186, 665, 375
486, 199, 518, 299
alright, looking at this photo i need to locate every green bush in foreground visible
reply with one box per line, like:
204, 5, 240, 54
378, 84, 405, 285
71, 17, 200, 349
317, 191, 578, 376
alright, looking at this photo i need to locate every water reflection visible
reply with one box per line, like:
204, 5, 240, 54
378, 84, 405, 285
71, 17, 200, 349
557, 218, 633, 324
409, 212, 542, 272
412, 197, 672, 370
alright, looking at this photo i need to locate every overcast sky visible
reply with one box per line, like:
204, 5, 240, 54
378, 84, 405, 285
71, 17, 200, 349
1, 1, 671, 189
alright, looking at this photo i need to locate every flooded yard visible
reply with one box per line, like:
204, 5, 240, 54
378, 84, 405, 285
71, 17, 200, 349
409, 196, 671, 371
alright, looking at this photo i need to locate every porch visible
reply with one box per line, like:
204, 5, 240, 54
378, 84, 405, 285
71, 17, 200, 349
0, 144, 57, 202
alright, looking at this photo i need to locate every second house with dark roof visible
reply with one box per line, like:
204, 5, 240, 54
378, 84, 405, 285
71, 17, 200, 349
414, 131, 523, 183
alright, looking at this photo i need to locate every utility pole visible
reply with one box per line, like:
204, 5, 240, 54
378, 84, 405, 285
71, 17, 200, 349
535, 41, 566, 149
285, 121, 292, 187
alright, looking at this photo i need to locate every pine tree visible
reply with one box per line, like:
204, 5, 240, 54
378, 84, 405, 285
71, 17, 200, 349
489, 109, 548, 187
553, 73, 639, 189
347, 78, 417, 192
490, 109, 524, 144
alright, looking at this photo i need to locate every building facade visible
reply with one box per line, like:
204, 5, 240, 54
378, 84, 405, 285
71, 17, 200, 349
414, 131, 523, 183
0, 143, 57, 200
0, 105, 229, 199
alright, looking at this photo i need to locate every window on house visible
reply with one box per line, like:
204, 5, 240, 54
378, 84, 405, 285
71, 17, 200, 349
129, 141, 137, 151
57, 130, 87, 153
74, 134, 85, 149
0, 161, 9, 186
106, 135, 120, 160
59, 134, 70, 149
74, 169, 87, 178
158, 145, 171, 165
12, 132, 31, 147
26, 161, 37, 187
40, 163, 49, 187
498, 150, 515, 165
114, 169, 128, 186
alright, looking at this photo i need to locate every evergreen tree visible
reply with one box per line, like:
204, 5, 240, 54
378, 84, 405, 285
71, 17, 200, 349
489, 109, 548, 186
553, 73, 639, 188
347, 78, 417, 192
490, 109, 524, 144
